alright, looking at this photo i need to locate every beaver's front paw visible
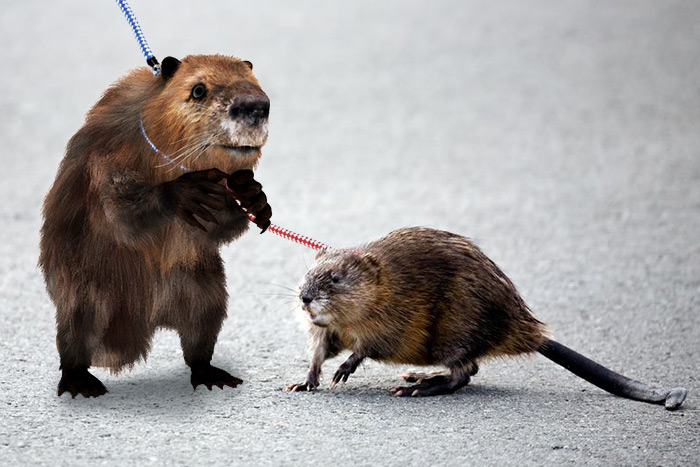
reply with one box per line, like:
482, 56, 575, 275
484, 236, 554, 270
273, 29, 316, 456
162, 169, 229, 231
226, 170, 272, 232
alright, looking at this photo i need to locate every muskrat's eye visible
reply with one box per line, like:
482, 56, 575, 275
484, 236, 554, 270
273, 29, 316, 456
190, 83, 207, 100
331, 274, 340, 284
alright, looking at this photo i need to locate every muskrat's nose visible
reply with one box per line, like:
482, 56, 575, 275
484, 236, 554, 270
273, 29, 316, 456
228, 94, 270, 126
301, 295, 313, 305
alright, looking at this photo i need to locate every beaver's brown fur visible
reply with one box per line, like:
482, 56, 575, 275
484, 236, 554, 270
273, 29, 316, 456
40, 54, 272, 398
287, 227, 687, 409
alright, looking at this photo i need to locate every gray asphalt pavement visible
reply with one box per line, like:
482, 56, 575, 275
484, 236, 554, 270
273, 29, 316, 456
1, 1, 699, 465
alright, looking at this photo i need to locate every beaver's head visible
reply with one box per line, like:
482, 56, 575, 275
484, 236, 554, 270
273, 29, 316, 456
142, 54, 269, 175
298, 248, 382, 328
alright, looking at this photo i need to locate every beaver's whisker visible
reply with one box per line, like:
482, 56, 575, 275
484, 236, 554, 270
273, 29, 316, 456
178, 133, 219, 168
152, 131, 212, 169
159, 133, 213, 170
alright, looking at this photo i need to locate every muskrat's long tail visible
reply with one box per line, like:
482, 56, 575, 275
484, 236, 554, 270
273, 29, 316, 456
537, 339, 687, 410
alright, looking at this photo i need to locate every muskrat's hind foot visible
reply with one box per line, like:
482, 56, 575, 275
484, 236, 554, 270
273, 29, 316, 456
391, 367, 471, 397
401, 370, 452, 384
190, 363, 242, 391
58, 367, 108, 398
401, 363, 479, 384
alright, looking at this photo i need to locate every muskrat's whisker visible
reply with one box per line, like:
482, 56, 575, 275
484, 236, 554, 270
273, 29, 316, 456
257, 293, 298, 298
263, 282, 299, 294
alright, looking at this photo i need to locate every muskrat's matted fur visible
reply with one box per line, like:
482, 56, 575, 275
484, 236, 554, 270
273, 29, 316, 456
288, 227, 686, 410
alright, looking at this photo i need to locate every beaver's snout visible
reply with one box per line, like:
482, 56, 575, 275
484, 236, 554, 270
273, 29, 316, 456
228, 94, 270, 126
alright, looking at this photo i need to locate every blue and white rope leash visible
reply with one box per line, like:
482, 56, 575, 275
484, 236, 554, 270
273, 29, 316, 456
139, 117, 191, 172
115, 0, 161, 76
115, 0, 185, 170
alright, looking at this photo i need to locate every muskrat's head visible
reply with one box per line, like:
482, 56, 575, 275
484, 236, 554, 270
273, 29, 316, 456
142, 54, 269, 175
298, 248, 381, 328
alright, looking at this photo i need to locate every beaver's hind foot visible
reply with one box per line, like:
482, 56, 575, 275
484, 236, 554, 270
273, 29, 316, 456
58, 367, 108, 398
190, 363, 242, 391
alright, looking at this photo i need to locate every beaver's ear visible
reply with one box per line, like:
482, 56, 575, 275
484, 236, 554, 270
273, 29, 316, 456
160, 56, 181, 81
243, 60, 253, 70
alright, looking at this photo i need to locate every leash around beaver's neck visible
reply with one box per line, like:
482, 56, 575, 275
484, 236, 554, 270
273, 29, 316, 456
139, 115, 333, 251
139, 117, 191, 172
119, 0, 353, 254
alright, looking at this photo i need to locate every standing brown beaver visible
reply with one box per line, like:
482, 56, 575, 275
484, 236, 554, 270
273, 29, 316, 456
39, 54, 273, 398
287, 227, 687, 410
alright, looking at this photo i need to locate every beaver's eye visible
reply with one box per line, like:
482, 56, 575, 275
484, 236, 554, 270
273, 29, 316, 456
191, 83, 206, 100
331, 274, 340, 284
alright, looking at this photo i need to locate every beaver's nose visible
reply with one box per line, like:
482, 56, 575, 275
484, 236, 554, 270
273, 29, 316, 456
228, 94, 270, 126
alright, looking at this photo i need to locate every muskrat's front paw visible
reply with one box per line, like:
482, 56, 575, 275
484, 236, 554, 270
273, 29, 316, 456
330, 362, 356, 389
226, 170, 272, 232
162, 169, 229, 231
285, 381, 318, 392
58, 367, 108, 398
190, 363, 243, 391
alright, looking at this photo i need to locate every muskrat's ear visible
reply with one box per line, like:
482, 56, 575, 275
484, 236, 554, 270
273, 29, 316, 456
315, 247, 330, 260
360, 254, 381, 279
243, 60, 253, 70
160, 56, 181, 81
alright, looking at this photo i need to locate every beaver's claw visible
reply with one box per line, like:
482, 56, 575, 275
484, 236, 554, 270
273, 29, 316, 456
226, 169, 272, 232
162, 168, 229, 231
